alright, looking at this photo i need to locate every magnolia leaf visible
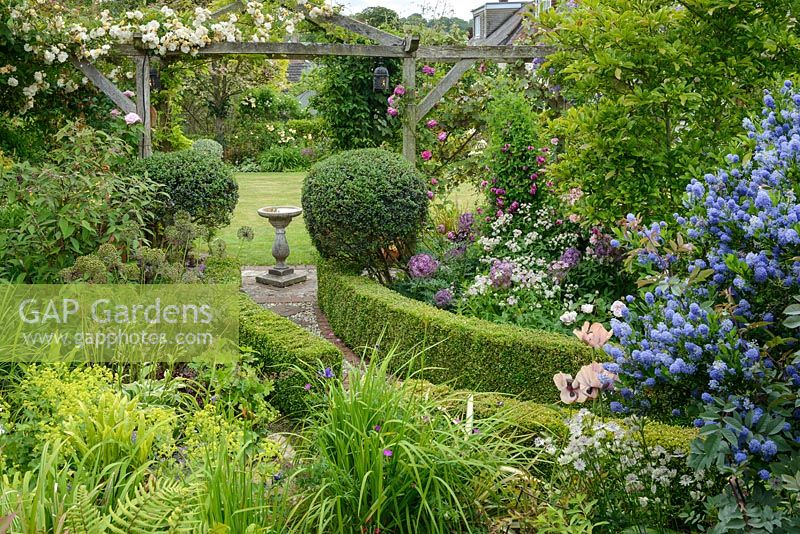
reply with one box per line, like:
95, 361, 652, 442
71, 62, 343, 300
784, 316, 800, 329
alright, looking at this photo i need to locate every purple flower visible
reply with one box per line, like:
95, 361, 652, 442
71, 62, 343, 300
433, 288, 453, 308
383, 449, 393, 457
438, 131, 448, 142
426, 119, 438, 129
560, 247, 582, 269
421, 150, 433, 161
318, 367, 334, 379
304, 383, 312, 391
489, 260, 514, 288
408, 254, 439, 278
374, 424, 381, 432
422, 65, 436, 76
387, 107, 399, 117
394, 85, 406, 96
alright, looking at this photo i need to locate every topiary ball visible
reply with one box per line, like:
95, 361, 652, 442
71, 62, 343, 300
191, 138, 224, 159
302, 148, 427, 282
132, 149, 238, 231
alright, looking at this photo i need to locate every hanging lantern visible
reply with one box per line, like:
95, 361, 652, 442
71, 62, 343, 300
373, 63, 389, 93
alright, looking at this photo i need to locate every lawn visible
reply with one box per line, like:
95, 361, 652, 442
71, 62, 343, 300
219, 172, 480, 266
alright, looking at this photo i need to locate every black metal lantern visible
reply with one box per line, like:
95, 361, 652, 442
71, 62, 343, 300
149, 63, 162, 91
373, 63, 389, 93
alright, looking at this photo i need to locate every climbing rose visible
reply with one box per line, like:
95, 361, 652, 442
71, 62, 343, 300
426, 119, 438, 129
421, 150, 432, 161
422, 65, 435, 76
124, 112, 141, 125
387, 107, 399, 117
438, 131, 448, 142
393, 85, 406, 96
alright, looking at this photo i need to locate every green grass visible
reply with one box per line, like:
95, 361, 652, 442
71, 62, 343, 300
218, 172, 481, 266
217, 172, 315, 266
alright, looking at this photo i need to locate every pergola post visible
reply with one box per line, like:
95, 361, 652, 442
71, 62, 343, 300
133, 36, 153, 158
402, 36, 420, 166
402, 57, 416, 165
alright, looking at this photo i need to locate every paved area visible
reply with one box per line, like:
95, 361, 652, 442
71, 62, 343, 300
241, 265, 359, 363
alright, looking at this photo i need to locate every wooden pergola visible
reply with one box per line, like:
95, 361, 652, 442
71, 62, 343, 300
72, 2, 551, 163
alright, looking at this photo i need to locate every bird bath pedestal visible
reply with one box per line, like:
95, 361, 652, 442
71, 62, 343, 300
256, 206, 307, 288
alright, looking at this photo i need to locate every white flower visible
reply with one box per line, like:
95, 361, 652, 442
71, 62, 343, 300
610, 300, 627, 318
580, 303, 594, 314
506, 296, 518, 306
559, 311, 578, 325
7, 77, 18, 87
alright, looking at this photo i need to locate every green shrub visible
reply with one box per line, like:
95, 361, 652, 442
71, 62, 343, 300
303, 149, 428, 283
258, 145, 306, 172
131, 149, 238, 231
0, 122, 162, 282
192, 138, 224, 159
203, 255, 241, 284
317, 261, 598, 403
238, 294, 341, 416
240, 86, 303, 121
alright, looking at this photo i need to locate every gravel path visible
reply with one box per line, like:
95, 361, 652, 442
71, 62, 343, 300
240, 266, 359, 364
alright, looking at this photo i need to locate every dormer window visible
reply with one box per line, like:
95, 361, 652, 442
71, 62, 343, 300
474, 14, 483, 39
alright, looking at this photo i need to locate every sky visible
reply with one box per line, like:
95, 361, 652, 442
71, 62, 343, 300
334, 0, 477, 21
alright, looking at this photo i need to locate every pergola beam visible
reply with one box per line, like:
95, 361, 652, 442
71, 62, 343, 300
417, 7, 530, 121
71, 58, 136, 114
113, 42, 550, 62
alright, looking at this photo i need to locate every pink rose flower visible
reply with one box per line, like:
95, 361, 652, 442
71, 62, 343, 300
387, 107, 399, 117
427, 190, 434, 199
437, 131, 448, 142
122, 90, 135, 98
430, 178, 438, 185
124, 112, 141, 125
110, 109, 121, 118
426, 119, 438, 129
422, 65, 435, 76
421, 150, 432, 161
551, 137, 559, 145
393, 85, 406, 96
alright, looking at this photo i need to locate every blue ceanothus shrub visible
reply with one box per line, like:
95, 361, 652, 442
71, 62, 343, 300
605, 82, 800, 530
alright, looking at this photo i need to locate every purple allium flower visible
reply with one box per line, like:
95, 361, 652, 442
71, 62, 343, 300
408, 253, 439, 278
489, 260, 514, 288
433, 288, 453, 308
560, 247, 582, 268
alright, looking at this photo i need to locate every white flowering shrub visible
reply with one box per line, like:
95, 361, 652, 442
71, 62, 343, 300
539, 409, 715, 531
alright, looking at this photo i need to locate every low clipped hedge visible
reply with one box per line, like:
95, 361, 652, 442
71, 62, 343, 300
238, 294, 341, 416
317, 262, 598, 404
406, 380, 697, 453
203, 255, 241, 284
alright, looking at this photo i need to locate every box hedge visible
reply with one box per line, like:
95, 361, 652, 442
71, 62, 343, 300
317, 262, 599, 404
406, 379, 697, 453
238, 294, 341, 416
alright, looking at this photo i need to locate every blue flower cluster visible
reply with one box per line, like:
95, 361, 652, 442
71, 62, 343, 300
605, 82, 800, 490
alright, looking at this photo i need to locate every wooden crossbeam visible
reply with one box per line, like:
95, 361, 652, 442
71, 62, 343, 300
71, 58, 137, 114
416, 7, 532, 121
113, 42, 549, 62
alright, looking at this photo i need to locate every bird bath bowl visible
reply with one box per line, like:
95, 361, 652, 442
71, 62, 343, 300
256, 206, 307, 288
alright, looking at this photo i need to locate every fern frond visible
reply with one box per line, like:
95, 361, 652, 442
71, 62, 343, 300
64, 485, 109, 534
106, 477, 201, 534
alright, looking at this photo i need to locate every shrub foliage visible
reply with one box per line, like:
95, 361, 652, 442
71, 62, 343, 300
302, 149, 428, 283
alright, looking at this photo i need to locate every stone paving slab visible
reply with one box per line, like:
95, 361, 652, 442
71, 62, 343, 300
240, 265, 359, 365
